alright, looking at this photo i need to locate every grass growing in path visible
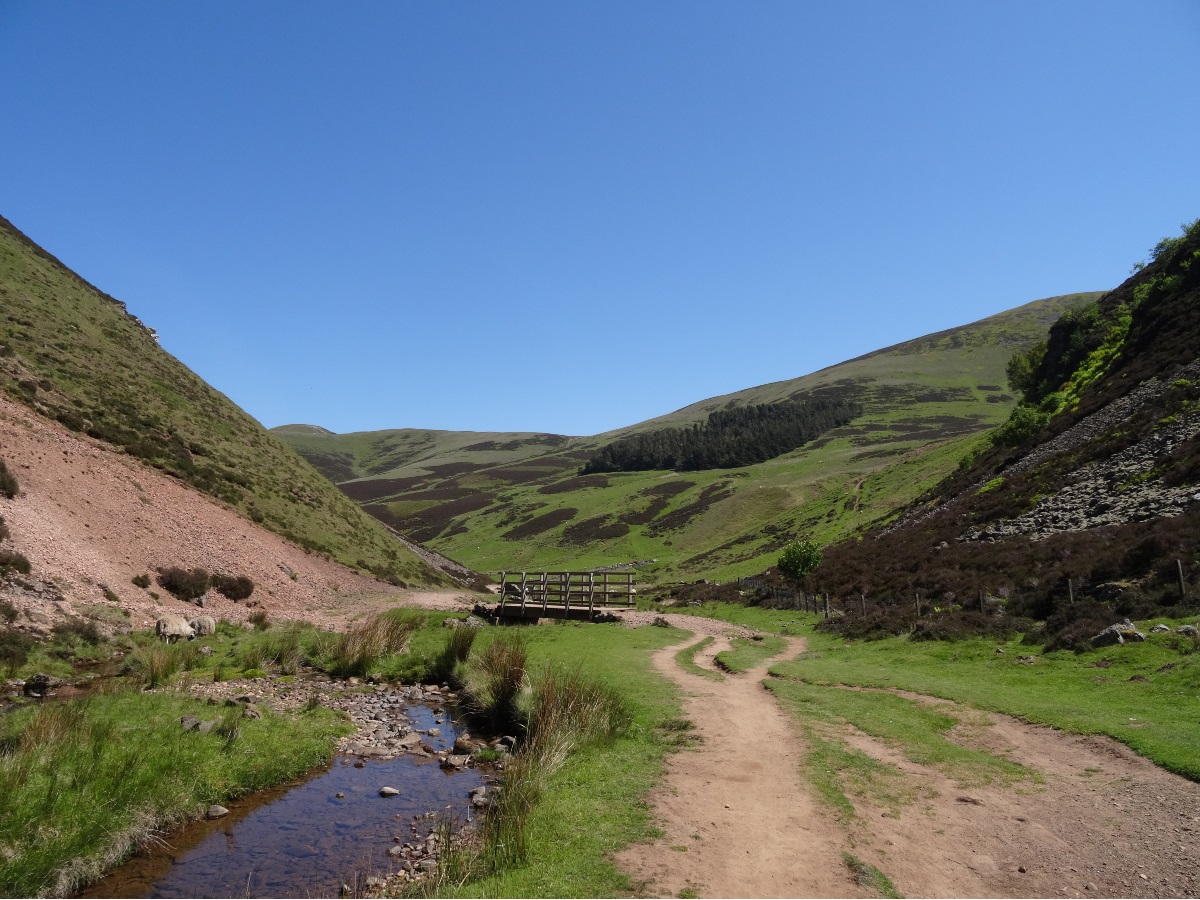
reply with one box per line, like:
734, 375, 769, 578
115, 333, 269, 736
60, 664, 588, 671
843, 853, 902, 899
714, 634, 790, 673
770, 623, 1200, 781
673, 636, 724, 681
767, 680, 1028, 788
0, 687, 349, 897
668, 601, 819, 636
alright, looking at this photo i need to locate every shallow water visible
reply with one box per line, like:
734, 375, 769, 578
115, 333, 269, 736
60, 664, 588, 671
80, 703, 484, 899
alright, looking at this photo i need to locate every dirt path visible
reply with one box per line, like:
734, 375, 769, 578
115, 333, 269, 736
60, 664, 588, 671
610, 617, 1200, 899
615, 630, 859, 899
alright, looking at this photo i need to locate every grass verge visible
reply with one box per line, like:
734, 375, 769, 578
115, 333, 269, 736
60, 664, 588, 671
0, 686, 349, 897
430, 622, 686, 898
673, 636, 723, 681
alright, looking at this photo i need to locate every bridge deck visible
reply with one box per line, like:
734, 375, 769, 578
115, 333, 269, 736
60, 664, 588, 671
493, 570, 635, 620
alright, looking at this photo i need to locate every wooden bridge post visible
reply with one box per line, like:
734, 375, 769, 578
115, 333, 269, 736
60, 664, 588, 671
498, 572, 508, 615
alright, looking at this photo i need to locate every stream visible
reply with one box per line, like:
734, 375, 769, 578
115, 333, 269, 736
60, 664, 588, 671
79, 702, 485, 899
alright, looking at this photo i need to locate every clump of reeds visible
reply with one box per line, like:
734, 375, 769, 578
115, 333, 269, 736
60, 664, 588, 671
431, 626, 478, 684
320, 610, 422, 677
124, 644, 179, 688
466, 633, 528, 733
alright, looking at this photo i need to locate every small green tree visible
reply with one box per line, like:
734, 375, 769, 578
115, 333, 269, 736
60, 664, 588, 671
778, 540, 821, 586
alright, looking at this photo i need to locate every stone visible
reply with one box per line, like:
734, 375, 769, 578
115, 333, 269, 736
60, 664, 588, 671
335, 792, 345, 799
364, 875, 385, 889
198, 646, 213, 656
440, 755, 470, 770
242, 704, 262, 719
453, 735, 475, 755
387, 845, 406, 858
1178, 625, 1199, 636
22, 673, 56, 697
426, 728, 441, 737
1150, 624, 1172, 633
197, 720, 218, 735
462, 615, 488, 628
380, 786, 400, 797
206, 805, 229, 819
180, 714, 201, 731
652, 616, 671, 627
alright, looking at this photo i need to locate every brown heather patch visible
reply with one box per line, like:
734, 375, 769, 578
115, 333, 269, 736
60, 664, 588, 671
562, 515, 631, 545
502, 508, 578, 541
539, 474, 610, 494
337, 476, 427, 502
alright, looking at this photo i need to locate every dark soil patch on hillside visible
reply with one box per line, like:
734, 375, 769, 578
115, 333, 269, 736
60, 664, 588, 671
618, 497, 671, 526
647, 484, 735, 536
640, 480, 696, 499
479, 466, 565, 485
365, 492, 496, 543
422, 462, 491, 478
539, 475, 610, 494
563, 515, 631, 544
338, 476, 427, 502
459, 435, 569, 452
501, 507, 578, 541
301, 452, 357, 484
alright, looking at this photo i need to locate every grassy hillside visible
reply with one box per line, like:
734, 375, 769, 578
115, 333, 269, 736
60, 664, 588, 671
0, 214, 444, 587
276, 293, 1093, 581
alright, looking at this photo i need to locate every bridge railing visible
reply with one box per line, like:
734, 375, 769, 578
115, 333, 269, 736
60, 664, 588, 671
496, 571, 636, 618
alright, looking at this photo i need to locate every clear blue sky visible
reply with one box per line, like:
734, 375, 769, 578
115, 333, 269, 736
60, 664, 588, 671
2, 1, 1198, 436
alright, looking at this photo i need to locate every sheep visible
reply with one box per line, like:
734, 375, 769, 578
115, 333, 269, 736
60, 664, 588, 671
188, 615, 217, 637
155, 615, 195, 643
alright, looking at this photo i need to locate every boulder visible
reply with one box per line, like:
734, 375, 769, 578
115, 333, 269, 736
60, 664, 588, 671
1178, 624, 1199, 637
180, 714, 201, 731
462, 615, 488, 628
206, 805, 229, 819
1091, 619, 1146, 648
1150, 624, 1172, 634
22, 673, 57, 697
439, 754, 470, 770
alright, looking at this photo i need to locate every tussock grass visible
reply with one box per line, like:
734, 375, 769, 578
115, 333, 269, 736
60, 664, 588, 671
317, 610, 422, 677
465, 633, 528, 733
430, 626, 478, 684
0, 689, 349, 897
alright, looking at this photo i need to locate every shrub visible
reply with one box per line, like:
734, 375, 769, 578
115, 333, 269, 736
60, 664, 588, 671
248, 610, 270, 631
0, 549, 31, 576
102, 586, 119, 603
157, 567, 210, 601
0, 599, 17, 624
0, 458, 18, 499
0, 628, 35, 675
0, 515, 9, 543
51, 618, 102, 645
212, 574, 254, 601
131, 574, 150, 589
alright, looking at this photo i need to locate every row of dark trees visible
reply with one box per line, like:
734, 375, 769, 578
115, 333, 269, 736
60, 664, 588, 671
582, 398, 862, 473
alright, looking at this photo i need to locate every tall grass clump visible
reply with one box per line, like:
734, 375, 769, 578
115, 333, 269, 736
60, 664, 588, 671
318, 611, 422, 677
123, 644, 179, 688
465, 633, 528, 733
459, 656, 632, 873
431, 626, 478, 684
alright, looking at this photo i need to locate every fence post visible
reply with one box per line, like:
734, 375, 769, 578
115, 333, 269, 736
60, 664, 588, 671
860, 593, 866, 616
1179, 560, 1187, 602
979, 590, 984, 614
1067, 577, 1074, 606
824, 593, 829, 619
915, 593, 921, 619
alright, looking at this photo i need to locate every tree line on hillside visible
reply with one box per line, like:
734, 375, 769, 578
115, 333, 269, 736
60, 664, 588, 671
582, 398, 862, 473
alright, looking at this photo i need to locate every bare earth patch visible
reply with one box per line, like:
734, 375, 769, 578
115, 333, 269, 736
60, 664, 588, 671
0, 396, 471, 633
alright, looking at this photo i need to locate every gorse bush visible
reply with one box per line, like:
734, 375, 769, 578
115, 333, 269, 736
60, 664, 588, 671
131, 574, 150, 589
0, 458, 18, 499
157, 567, 210, 601
0, 629, 34, 676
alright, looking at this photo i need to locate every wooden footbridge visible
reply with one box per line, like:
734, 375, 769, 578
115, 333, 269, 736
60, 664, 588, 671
490, 571, 637, 621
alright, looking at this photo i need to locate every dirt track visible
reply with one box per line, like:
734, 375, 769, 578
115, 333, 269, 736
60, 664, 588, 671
611, 620, 1200, 899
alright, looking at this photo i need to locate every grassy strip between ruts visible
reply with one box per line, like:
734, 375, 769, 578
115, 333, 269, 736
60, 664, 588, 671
713, 634, 789, 673
673, 636, 724, 681
769, 623, 1200, 782
0, 688, 350, 897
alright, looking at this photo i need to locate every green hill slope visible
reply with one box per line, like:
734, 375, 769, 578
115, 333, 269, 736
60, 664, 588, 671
276, 293, 1094, 581
0, 214, 445, 587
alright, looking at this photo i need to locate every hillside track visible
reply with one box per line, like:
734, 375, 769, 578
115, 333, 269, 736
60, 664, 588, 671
614, 631, 859, 899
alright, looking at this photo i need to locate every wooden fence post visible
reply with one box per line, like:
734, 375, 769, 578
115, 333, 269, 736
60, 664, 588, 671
824, 593, 829, 619
1179, 560, 1187, 602
979, 590, 985, 613
860, 594, 866, 616
1067, 578, 1074, 606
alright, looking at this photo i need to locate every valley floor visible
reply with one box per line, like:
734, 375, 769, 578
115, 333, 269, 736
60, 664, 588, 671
604, 615, 1200, 900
